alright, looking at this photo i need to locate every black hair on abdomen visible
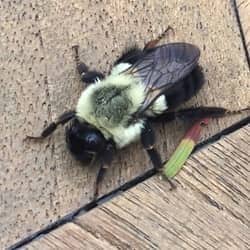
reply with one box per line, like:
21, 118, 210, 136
164, 66, 205, 109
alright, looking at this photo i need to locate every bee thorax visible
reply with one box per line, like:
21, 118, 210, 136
93, 86, 131, 128
112, 121, 145, 148
76, 68, 146, 147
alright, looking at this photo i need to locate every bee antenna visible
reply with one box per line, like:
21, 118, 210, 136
72, 45, 80, 66
25, 110, 76, 140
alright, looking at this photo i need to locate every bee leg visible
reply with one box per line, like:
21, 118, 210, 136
151, 106, 250, 123
25, 110, 75, 140
94, 164, 108, 200
72, 45, 104, 85
141, 122, 162, 170
144, 26, 175, 50
93, 142, 116, 199
149, 111, 177, 123
141, 121, 176, 190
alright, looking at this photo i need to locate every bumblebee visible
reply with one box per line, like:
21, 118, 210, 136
27, 28, 248, 196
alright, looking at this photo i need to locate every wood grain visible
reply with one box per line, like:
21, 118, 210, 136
24, 223, 117, 250
26, 125, 250, 249
237, 0, 250, 55
1, 0, 249, 248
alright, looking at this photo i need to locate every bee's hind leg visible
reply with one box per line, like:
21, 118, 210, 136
150, 106, 250, 123
72, 45, 104, 85
141, 121, 176, 190
144, 26, 175, 50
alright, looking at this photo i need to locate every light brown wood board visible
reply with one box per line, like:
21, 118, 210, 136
1, 0, 249, 248
237, 0, 250, 56
25, 125, 250, 249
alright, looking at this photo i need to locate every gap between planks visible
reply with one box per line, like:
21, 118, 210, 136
235, 0, 250, 66
21, 124, 250, 249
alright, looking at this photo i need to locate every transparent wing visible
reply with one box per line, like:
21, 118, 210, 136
125, 43, 200, 115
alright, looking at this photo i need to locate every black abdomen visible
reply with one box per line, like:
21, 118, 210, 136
164, 66, 205, 109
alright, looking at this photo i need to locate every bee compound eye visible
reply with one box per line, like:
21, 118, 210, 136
85, 133, 99, 145
84, 131, 106, 151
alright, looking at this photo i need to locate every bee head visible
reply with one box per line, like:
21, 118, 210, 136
65, 118, 107, 164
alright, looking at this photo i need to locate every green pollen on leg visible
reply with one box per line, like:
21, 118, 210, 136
163, 139, 195, 178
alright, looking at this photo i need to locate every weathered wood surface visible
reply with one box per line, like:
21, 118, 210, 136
25, 125, 250, 249
1, 0, 249, 248
237, 0, 250, 55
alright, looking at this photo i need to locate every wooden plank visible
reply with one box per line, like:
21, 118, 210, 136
24, 223, 117, 250
1, 0, 249, 248
237, 0, 250, 55
26, 125, 250, 249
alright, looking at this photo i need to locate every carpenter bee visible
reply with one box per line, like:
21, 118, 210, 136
27, 27, 248, 197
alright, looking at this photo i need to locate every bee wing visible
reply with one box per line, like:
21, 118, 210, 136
125, 43, 200, 115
